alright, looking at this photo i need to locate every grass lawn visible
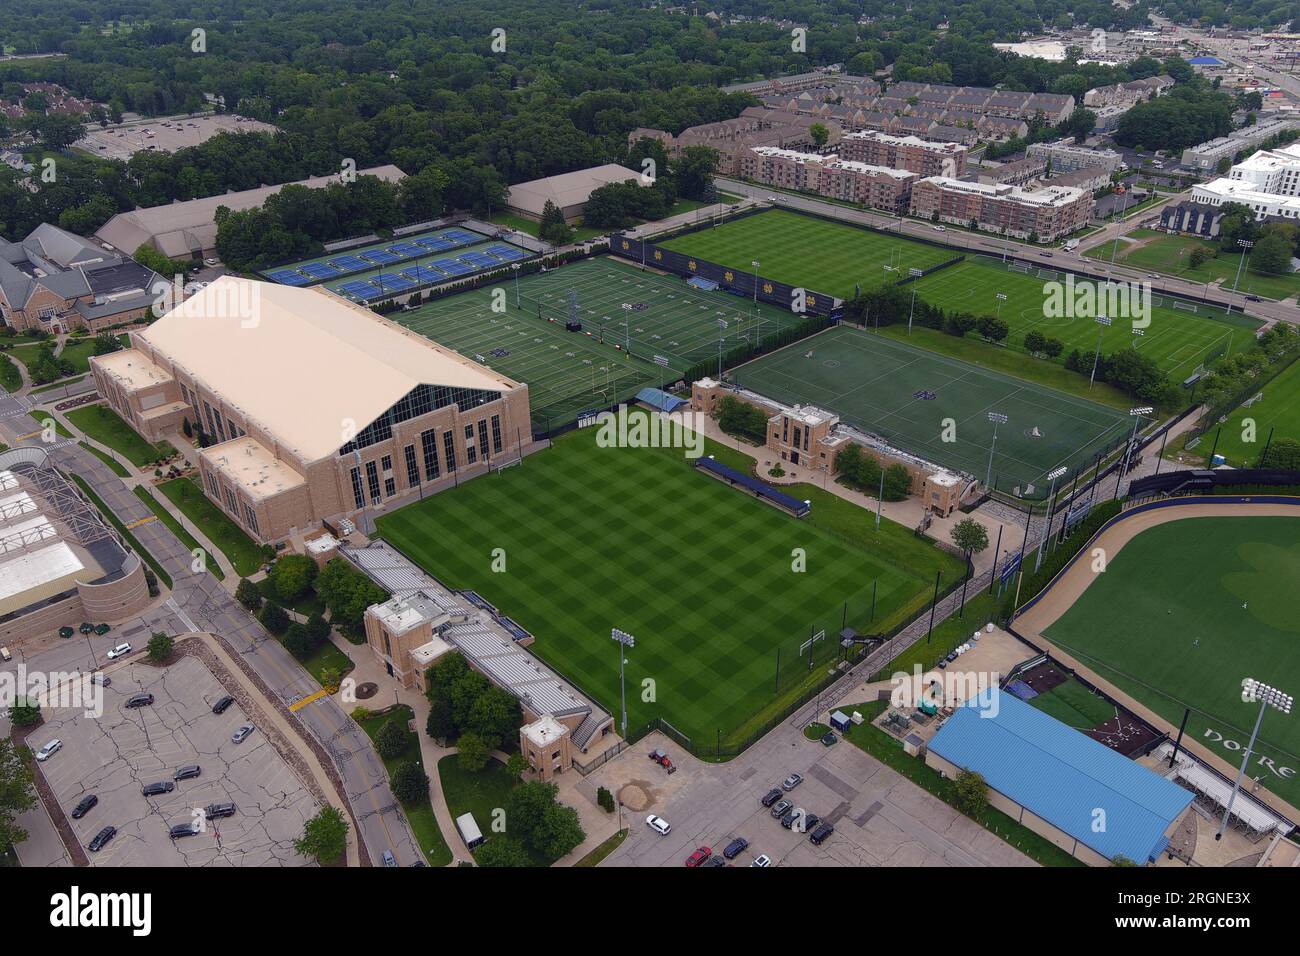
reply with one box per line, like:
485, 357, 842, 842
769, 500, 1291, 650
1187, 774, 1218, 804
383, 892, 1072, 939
1087, 229, 1300, 301
78, 441, 130, 477
29, 411, 73, 438
295, 639, 353, 688
488, 211, 605, 244
659, 208, 956, 299
1199, 355, 1300, 467
0, 355, 21, 393
839, 700, 1083, 865
574, 827, 626, 866
1026, 672, 1119, 730
437, 755, 557, 866
257, 579, 326, 618
69, 474, 171, 589
358, 706, 453, 866
132, 486, 224, 581
65, 403, 167, 467
157, 476, 263, 576
376, 409, 957, 748
1044, 515, 1300, 808
10, 335, 128, 379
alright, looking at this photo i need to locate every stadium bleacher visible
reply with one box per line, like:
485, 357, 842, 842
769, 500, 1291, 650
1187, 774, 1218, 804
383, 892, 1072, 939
694, 455, 811, 517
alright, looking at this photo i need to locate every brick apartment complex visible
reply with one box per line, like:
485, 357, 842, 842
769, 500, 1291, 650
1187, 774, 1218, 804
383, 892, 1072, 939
837, 130, 969, 178
1026, 139, 1125, 174
627, 106, 840, 176
1082, 75, 1174, 109
978, 154, 1048, 186
0, 224, 163, 334
89, 277, 533, 544
909, 177, 1092, 241
737, 146, 917, 213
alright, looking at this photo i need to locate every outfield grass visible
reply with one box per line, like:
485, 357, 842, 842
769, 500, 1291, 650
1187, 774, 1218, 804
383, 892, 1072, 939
359, 706, 453, 867
132, 486, 224, 581
376, 410, 954, 747
658, 209, 955, 299
1201, 355, 1300, 468
157, 476, 263, 576
735, 325, 1133, 495
66, 404, 167, 467
1043, 515, 1300, 808
912, 257, 1262, 382
1087, 229, 1300, 301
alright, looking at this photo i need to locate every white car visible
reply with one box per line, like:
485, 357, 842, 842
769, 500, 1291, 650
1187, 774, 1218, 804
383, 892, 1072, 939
751, 854, 772, 867
932, 225, 947, 232
106, 642, 132, 660
36, 739, 62, 761
232, 724, 255, 744
645, 814, 671, 835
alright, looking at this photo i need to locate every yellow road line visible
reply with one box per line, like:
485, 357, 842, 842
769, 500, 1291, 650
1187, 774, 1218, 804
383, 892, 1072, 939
15, 430, 43, 440
124, 515, 157, 530
289, 688, 329, 712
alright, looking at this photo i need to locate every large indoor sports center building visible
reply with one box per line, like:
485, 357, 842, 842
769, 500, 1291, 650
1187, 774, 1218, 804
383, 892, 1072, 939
89, 277, 534, 543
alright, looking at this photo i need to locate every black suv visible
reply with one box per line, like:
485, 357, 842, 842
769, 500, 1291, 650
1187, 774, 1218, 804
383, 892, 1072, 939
722, 837, 749, 860
809, 822, 834, 845
142, 781, 175, 797
212, 696, 235, 715
170, 822, 200, 839
174, 765, 201, 781
204, 802, 237, 819
88, 826, 117, 852
783, 811, 820, 832
71, 794, 98, 819
760, 788, 782, 808
125, 693, 154, 708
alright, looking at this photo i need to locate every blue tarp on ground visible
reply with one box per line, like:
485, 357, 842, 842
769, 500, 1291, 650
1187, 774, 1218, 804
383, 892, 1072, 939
635, 387, 689, 413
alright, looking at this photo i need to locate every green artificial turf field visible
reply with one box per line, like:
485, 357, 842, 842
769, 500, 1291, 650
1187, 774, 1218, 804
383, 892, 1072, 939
1200, 356, 1300, 468
374, 411, 947, 748
1026, 670, 1119, 730
734, 325, 1133, 495
657, 209, 956, 299
911, 257, 1262, 382
1043, 515, 1300, 807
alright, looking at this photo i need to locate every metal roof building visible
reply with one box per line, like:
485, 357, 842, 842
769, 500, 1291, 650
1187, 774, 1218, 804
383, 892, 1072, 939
926, 689, 1193, 865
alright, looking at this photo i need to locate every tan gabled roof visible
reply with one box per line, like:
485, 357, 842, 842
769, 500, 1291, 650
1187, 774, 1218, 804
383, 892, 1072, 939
139, 277, 519, 463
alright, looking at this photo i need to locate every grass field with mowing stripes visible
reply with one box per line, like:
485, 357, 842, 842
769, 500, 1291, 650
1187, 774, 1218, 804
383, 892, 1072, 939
911, 258, 1262, 382
1044, 515, 1300, 808
1198, 356, 1300, 468
736, 325, 1132, 494
657, 209, 956, 300
375, 411, 949, 747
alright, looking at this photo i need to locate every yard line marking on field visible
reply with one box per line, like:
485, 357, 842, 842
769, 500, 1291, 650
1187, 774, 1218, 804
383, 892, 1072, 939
125, 515, 157, 530
289, 688, 330, 712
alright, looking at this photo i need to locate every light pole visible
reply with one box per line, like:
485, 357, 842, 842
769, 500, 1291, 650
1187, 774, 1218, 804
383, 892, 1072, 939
1131, 327, 1144, 348
995, 291, 1007, 324
1034, 466, 1068, 573
1118, 406, 1153, 493
511, 262, 521, 309
906, 268, 923, 334
1216, 678, 1292, 841
985, 411, 1008, 490
1229, 238, 1254, 313
751, 260, 760, 313
611, 628, 635, 740
717, 318, 728, 378
1088, 315, 1112, 389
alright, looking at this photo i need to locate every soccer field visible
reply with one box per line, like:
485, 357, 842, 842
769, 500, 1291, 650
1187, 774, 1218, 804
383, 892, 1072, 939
373, 413, 940, 747
736, 325, 1132, 494
912, 258, 1263, 381
1204, 356, 1300, 468
657, 209, 956, 300
1043, 515, 1300, 808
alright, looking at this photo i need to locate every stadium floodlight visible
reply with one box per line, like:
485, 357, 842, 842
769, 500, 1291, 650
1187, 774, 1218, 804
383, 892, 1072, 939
1035, 466, 1070, 573
751, 260, 760, 310
611, 628, 636, 740
1230, 239, 1255, 304
1088, 315, 1112, 389
1216, 678, 1293, 842
985, 412, 1008, 490
906, 269, 924, 334
995, 291, 1007, 322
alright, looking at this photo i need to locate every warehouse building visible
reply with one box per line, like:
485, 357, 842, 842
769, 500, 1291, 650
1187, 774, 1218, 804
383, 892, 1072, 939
89, 277, 534, 544
504, 164, 644, 223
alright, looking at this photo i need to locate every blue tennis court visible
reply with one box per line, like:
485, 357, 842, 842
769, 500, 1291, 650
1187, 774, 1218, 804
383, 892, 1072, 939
372, 272, 417, 291
328, 254, 371, 272
444, 229, 479, 243
339, 280, 379, 299
299, 262, 341, 279
432, 258, 474, 276
267, 268, 310, 286
362, 250, 402, 266
459, 251, 496, 267
388, 242, 426, 257
400, 265, 445, 283
415, 236, 456, 251
487, 244, 529, 261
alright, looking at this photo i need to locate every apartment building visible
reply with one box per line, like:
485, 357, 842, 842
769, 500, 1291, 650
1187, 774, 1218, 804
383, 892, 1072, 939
627, 107, 840, 176
737, 147, 917, 214
978, 155, 1048, 186
1083, 75, 1175, 109
909, 177, 1092, 241
1026, 140, 1125, 175
1181, 118, 1300, 170
837, 129, 969, 177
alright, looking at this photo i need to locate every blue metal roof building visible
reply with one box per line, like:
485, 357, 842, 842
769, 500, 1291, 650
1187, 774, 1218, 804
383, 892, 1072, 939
927, 689, 1193, 864
635, 387, 689, 413
1188, 55, 1225, 66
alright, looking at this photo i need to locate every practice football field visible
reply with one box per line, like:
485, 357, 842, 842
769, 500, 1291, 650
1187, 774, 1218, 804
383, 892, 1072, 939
735, 325, 1132, 495
1043, 515, 1300, 808
1202, 356, 1300, 468
912, 257, 1263, 381
373, 413, 937, 747
657, 208, 957, 299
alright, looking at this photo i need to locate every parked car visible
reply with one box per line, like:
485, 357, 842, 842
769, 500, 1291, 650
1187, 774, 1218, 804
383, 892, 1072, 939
648, 749, 676, 774
382, 849, 397, 867
751, 854, 772, 868
932, 225, 946, 232
88, 826, 117, 852
1245, 294, 1262, 302
170, 821, 200, 839
760, 788, 783, 808
809, 822, 834, 845
722, 837, 749, 860
106, 642, 132, 660
71, 794, 98, 819
703, 855, 727, 867
820, 731, 838, 747
783, 811, 820, 832
781, 772, 803, 791
204, 802, 237, 820
685, 846, 712, 867
770, 799, 792, 819
231, 724, 255, 744
125, 693, 154, 708
212, 695, 235, 715
0, 646, 11, 662
94, 623, 111, 636
646, 814, 671, 835
174, 765, 201, 781
90, 673, 110, 687
35, 739, 61, 762
142, 781, 175, 797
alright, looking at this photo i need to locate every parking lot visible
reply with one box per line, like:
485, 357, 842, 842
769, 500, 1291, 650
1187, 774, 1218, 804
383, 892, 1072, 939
75, 113, 277, 160
33, 654, 320, 866
588, 729, 1034, 868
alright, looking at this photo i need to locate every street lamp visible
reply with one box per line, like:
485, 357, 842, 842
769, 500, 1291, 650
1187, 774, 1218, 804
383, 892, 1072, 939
1230, 238, 1254, 313
906, 268, 924, 334
1215, 678, 1292, 841
1118, 406, 1154, 491
985, 412, 1008, 490
1131, 327, 1144, 348
511, 262, 521, 309
1088, 315, 1112, 389
611, 628, 635, 740
1034, 466, 1068, 573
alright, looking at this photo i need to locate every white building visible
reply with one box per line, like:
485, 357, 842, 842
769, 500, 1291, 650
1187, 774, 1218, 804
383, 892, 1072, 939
1191, 141, 1300, 220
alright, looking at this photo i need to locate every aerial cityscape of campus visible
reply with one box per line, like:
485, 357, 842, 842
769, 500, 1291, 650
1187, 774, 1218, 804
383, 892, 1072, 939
1, 0, 1297, 934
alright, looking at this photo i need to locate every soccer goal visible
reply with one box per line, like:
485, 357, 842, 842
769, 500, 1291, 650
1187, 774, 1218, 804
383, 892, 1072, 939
1172, 299, 1199, 314
1008, 262, 1033, 274
1036, 268, 1060, 281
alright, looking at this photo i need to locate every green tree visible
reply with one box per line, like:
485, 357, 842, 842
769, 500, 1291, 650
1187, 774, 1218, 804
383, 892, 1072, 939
457, 731, 490, 771
1248, 232, 1292, 276
294, 806, 349, 864
475, 835, 531, 867
882, 463, 912, 501
597, 786, 615, 813
466, 687, 521, 751
953, 769, 989, 817
425, 689, 456, 741
391, 761, 430, 806
538, 199, 573, 246
375, 719, 408, 761
505, 780, 585, 860
0, 738, 37, 853
8, 698, 40, 728
506, 752, 528, 781
809, 122, 830, 148
270, 554, 317, 603
146, 632, 174, 663
950, 518, 990, 566
258, 602, 290, 636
